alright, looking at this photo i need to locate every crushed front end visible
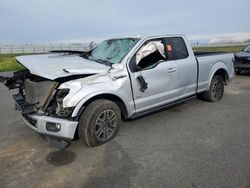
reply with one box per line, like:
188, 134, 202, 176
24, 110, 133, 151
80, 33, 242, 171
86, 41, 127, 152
235, 56, 250, 71
1, 70, 78, 140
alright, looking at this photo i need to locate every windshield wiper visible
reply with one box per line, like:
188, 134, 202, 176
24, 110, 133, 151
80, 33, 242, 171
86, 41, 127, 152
80, 50, 93, 58
92, 59, 113, 69
83, 54, 113, 69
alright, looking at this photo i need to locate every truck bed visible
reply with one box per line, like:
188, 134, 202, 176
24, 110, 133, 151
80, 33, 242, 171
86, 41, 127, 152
195, 52, 234, 93
194, 51, 230, 57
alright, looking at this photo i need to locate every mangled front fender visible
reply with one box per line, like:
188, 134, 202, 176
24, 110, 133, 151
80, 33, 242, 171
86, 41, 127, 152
58, 65, 134, 117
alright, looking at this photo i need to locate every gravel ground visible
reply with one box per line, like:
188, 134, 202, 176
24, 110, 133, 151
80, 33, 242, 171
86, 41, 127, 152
0, 72, 250, 188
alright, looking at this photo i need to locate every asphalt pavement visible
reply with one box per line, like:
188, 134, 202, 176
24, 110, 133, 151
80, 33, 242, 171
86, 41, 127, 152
0, 72, 250, 188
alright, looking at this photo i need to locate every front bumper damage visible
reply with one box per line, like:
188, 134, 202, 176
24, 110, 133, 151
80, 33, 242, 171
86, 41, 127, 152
13, 89, 78, 140
1, 70, 79, 141
22, 114, 78, 140
235, 58, 250, 70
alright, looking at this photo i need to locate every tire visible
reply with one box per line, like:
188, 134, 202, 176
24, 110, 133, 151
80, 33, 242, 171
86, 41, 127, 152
199, 75, 224, 102
78, 99, 121, 147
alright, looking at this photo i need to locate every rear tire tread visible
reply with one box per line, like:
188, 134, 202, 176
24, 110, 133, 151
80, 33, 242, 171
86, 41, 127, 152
199, 75, 224, 102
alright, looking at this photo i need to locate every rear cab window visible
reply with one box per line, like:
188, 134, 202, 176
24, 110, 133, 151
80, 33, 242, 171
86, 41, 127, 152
167, 37, 189, 60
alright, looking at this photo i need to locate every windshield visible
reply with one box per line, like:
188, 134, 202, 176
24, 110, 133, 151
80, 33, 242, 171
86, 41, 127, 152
244, 45, 250, 52
88, 38, 139, 64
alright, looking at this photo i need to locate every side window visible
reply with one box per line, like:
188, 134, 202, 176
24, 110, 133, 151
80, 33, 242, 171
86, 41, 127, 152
136, 40, 166, 70
168, 37, 189, 60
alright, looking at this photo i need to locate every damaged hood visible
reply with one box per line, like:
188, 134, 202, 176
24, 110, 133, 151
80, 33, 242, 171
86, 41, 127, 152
16, 53, 109, 80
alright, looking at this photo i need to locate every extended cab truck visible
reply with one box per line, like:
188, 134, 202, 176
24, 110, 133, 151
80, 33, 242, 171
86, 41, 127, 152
0, 35, 235, 147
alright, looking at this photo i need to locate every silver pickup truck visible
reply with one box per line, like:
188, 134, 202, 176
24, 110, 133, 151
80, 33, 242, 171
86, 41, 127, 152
0, 35, 235, 147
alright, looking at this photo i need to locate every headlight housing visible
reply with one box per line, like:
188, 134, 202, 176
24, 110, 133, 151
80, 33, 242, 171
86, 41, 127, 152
56, 89, 70, 99
46, 89, 74, 117
55, 89, 72, 117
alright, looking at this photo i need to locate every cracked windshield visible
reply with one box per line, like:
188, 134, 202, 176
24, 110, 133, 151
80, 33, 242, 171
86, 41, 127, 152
88, 38, 139, 64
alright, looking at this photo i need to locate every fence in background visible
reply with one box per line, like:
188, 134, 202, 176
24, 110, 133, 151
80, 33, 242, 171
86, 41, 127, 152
0, 43, 93, 54
0, 42, 249, 54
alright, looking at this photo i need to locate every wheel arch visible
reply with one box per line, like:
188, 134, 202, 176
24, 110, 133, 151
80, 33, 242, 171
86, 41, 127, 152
72, 93, 130, 121
213, 68, 229, 85
208, 63, 230, 90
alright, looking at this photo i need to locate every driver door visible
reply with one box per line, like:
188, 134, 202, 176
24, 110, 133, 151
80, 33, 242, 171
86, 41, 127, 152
129, 38, 184, 113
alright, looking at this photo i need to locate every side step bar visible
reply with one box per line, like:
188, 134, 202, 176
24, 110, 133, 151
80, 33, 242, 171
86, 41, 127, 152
131, 95, 197, 120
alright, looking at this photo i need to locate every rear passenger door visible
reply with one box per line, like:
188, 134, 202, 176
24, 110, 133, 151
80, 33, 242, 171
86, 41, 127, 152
166, 37, 197, 97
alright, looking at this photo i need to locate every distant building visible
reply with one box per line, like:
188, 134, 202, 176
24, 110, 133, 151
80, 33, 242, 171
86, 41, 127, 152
209, 33, 250, 44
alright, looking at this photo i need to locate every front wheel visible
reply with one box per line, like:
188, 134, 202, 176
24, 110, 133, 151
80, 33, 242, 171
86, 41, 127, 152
78, 99, 121, 147
199, 75, 224, 102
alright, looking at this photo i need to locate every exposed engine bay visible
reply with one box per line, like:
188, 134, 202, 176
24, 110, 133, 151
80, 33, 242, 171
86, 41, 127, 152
1, 70, 90, 119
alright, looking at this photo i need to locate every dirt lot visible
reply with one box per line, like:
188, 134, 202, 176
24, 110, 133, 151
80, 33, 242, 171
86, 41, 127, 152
0, 73, 250, 188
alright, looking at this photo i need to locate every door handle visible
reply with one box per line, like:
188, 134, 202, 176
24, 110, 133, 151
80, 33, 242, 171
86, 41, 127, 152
168, 68, 176, 73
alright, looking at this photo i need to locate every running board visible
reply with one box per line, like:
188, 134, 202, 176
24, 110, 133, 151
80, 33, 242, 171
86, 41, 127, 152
130, 95, 197, 119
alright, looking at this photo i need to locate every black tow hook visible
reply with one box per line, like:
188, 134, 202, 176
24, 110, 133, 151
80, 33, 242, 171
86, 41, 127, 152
41, 135, 70, 149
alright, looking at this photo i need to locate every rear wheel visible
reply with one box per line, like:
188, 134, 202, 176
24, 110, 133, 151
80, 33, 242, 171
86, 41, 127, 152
78, 99, 121, 147
199, 75, 224, 102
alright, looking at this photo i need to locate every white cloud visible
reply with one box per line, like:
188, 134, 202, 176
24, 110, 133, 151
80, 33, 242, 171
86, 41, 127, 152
209, 33, 250, 44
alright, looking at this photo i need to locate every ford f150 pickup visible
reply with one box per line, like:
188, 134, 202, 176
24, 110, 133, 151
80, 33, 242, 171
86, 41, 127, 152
0, 35, 235, 147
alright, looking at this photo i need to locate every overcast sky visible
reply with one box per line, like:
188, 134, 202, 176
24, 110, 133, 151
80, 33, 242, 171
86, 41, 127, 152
0, 0, 249, 44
